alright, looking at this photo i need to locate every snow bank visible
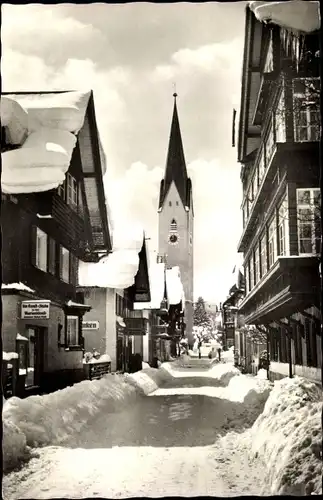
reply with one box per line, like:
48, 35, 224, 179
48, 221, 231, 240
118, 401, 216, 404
3, 375, 138, 456
256, 368, 268, 380
250, 376, 322, 495
125, 367, 171, 395
2, 420, 29, 472
208, 362, 241, 386
2, 367, 170, 472
225, 373, 272, 406
222, 346, 234, 363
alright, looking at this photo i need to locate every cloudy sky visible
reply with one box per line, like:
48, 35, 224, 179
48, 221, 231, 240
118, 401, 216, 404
2, 1, 247, 305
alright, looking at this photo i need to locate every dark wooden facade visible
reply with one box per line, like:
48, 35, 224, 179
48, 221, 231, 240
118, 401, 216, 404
237, 8, 321, 382
1, 90, 112, 394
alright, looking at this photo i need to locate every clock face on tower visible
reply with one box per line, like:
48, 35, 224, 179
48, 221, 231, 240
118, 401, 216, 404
168, 233, 179, 245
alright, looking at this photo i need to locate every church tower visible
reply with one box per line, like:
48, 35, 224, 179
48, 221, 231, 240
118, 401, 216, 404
158, 93, 194, 346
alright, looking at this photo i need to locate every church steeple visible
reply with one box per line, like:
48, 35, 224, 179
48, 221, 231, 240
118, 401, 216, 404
158, 94, 192, 210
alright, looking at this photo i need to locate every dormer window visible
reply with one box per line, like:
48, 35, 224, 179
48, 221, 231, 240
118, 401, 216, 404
170, 219, 177, 232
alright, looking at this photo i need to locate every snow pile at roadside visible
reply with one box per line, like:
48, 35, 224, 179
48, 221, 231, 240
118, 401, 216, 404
225, 373, 272, 407
256, 368, 268, 379
125, 367, 171, 395
2, 368, 172, 472
222, 346, 234, 363
2, 420, 29, 472
209, 362, 241, 385
3, 374, 138, 470
250, 376, 322, 496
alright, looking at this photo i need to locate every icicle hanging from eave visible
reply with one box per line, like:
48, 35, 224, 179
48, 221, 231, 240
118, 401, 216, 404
249, 1, 321, 33
249, 1, 320, 72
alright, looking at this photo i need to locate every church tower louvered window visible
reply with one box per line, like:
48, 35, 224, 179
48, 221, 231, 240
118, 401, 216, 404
170, 219, 177, 232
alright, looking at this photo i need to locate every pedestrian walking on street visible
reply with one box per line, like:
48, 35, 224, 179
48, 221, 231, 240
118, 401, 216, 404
198, 339, 202, 359
217, 347, 222, 361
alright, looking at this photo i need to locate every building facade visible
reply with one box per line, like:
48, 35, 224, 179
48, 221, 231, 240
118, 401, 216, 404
158, 94, 194, 347
237, 7, 321, 383
1, 90, 112, 395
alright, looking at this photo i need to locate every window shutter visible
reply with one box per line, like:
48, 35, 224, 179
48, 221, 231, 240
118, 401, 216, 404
30, 225, 37, 266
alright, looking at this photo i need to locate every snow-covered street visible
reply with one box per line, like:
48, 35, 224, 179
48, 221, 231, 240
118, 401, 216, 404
3, 360, 322, 498
3, 363, 269, 499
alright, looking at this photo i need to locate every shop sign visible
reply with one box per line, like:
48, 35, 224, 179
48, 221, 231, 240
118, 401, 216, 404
21, 300, 50, 319
82, 321, 100, 330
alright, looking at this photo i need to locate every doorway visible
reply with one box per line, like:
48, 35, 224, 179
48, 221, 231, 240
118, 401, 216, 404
23, 326, 45, 387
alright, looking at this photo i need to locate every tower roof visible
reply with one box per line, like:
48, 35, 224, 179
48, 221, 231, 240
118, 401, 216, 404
158, 94, 192, 210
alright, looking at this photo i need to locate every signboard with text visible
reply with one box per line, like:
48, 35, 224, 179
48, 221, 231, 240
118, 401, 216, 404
21, 300, 50, 320
82, 321, 100, 330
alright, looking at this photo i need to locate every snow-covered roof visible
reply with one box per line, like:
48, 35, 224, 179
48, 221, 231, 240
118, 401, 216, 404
2, 282, 35, 293
134, 262, 165, 310
79, 223, 144, 289
166, 266, 185, 308
249, 1, 320, 34
1, 91, 91, 195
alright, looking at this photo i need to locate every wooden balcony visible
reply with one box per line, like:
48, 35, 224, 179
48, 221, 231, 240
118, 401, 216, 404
238, 141, 319, 253
239, 256, 320, 324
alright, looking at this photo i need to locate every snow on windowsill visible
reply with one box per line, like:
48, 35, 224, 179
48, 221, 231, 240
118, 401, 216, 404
2, 282, 35, 293
3, 352, 19, 361
16, 334, 28, 341
66, 300, 91, 308
36, 213, 53, 219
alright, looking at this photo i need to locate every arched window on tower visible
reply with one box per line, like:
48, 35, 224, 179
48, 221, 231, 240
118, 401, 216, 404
170, 219, 177, 232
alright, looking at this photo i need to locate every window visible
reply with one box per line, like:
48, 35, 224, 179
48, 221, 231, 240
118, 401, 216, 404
48, 237, 56, 275
258, 149, 265, 185
66, 316, 79, 346
254, 244, 260, 285
275, 88, 286, 143
293, 78, 320, 142
169, 201, 172, 207
278, 194, 289, 256
176, 201, 179, 206
252, 172, 258, 201
265, 124, 275, 167
35, 228, 47, 272
67, 173, 78, 208
243, 203, 248, 228
297, 188, 321, 254
263, 32, 274, 73
60, 246, 70, 282
260, 231, 267, 278
58, 182, 66, 200
245, 261, 250, 294
249, 253, 254, 290
268, 216, 277, 268
170, 219, 177, 232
